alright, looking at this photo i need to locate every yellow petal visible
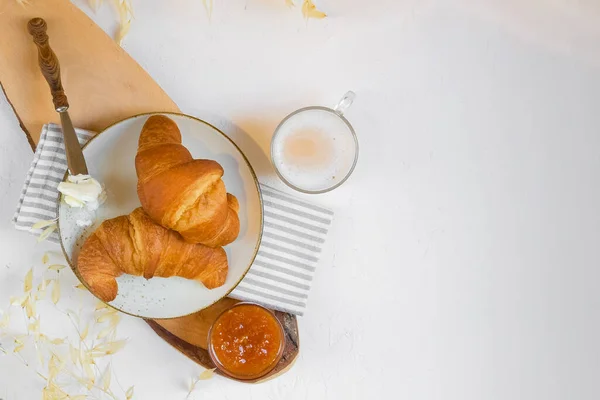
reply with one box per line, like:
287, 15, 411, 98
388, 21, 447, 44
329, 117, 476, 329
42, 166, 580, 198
14, 343, 24, 353
28, 318, 40, 333
102, 363, 112, 390
202, 0, 214, 18
24, 268, 33, 292
96, 312, 114, 323
25, 295, 35, 319
31, 219, 57, 231
286, 0, 295, 7
80, 323, 89, 341
0, 312, 9, 329
41, 252, 50, 264
199, 368, 216, 380
126, 386, 135, 399
69, 344, 79, 365
302, 0, 326, 19
83, 361, 95, 389
50, 338, 65, 345
97, 325, 114, 340
47, 264, 66, 272
51, 280, 61, 305
115, 0, 133, 45
109, 313, 121, 328
74, 283, 87, 291
35, 280, 48, 301
92, 339, 127, 356
36, 346, 44, 367
48, 354, 59, 380
10, 294, 28, 306
187, 378, 199, 397
37, 224, 57, 242
95, 301, 109, 311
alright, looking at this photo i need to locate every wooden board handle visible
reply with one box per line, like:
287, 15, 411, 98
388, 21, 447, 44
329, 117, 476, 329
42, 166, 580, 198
27, 18, 69, 111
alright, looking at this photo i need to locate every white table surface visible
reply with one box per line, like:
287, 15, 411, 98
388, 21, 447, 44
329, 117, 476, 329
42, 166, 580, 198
1, 0, 600, 399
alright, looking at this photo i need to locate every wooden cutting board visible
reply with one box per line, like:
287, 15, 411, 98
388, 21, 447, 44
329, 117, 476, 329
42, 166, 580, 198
0, 0, 299, 383
0, 0, 179, 147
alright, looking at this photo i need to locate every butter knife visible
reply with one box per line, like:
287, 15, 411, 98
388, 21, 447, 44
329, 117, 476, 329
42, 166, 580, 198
28, 18, 88, 176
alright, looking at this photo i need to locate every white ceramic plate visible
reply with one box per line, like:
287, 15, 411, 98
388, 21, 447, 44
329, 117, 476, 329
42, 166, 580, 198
59, 113, 263, 319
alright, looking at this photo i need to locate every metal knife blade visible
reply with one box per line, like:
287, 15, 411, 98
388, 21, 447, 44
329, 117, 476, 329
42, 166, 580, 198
60, 111, 88, 175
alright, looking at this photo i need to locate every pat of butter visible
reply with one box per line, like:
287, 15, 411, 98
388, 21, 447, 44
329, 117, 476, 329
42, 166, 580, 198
57, 174, 106, 211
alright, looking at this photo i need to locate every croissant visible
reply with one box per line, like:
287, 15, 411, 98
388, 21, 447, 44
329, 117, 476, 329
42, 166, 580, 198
77, 208, 228, 303
135, 115, 240, 247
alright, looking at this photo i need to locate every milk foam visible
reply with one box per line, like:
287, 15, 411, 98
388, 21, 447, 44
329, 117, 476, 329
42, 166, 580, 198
272, 109, 356, 192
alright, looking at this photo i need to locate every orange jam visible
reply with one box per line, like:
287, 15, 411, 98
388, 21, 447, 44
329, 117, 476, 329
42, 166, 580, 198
209, 303, 284, 379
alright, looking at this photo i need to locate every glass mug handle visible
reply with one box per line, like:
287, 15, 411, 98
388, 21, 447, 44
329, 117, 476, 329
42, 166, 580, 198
333, 91, 356, 116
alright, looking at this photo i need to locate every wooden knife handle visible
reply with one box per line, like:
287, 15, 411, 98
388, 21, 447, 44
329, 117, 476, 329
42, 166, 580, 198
27, 18, 69, 111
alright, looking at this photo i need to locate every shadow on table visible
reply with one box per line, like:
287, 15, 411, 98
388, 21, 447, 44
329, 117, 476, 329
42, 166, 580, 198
183, 109, 281, 182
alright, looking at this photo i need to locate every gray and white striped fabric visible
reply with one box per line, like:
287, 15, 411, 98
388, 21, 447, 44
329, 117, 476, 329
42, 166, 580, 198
13, 124, 94, 243
230, 185, 333, 315
13, 124, 333, 316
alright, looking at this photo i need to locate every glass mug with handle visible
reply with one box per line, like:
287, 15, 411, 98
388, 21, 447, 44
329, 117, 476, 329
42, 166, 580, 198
270, 91, 358, 194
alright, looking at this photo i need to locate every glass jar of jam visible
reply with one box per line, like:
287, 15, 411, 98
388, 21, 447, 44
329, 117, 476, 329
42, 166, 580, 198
208, 302, 285, 380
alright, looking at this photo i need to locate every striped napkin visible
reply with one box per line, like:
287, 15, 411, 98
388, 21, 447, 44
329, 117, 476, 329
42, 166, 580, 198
13, 124, 333, 316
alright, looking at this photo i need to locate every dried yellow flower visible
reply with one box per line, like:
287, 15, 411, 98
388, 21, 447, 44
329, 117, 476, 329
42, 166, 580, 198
97, 325, 114, 340
114, 0, 133, 45
48, 353, 60, 381
36, 279, 51, 301
10, 294, 28, 306
199, 367, 216, 380
109, 313, 120, 328
24, 268, 33, 292
25, 294, 36, 318
80, 323, 90, 341
96, 312, 117, 323
36, 346, 45, 368
202, 0, 214, 18
69, 344, 79, 365
31, 219, 58, 231
92, 339, 127, 357
51, 280, 60, 304
37, 224, 57, 242
47, 264, 66, 272
0, 311, 10, 329
302, 0, 326, 19
83, 361, 95, 389
28, 318, 40, 334
102, 363, 112, 390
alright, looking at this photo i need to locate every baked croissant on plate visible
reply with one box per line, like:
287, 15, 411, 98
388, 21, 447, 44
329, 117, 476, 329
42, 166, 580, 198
77, 208, 228, 302
135, 115, 240, 248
